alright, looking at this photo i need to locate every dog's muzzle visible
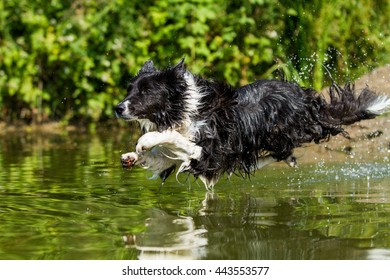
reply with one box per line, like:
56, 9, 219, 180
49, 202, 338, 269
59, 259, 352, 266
114, 103, 126, 118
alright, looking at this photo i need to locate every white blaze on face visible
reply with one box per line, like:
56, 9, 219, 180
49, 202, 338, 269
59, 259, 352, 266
120, 100, 132, 118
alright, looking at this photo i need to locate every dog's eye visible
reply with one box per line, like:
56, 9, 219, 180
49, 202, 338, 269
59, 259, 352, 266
138, 86, 151, 95
140, 89, 151, 96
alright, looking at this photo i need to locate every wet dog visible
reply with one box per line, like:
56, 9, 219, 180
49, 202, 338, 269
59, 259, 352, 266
115, 59, 390, 189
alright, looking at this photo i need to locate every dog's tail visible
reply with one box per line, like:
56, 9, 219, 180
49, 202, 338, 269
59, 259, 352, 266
321, 83, 390, 127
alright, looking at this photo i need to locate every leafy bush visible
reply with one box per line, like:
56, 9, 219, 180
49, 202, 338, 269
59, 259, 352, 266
0, 0, 389, 123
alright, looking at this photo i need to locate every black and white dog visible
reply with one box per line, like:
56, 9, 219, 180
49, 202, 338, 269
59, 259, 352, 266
115, 59, 390, 190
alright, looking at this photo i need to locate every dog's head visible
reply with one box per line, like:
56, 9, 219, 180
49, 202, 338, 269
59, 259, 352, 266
115, 59, 188, 130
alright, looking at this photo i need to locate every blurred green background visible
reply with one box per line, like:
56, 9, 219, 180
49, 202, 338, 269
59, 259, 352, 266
1, 0, 389, 124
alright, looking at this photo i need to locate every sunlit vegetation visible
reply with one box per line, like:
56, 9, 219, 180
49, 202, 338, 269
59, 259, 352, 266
1, 0, 389, 124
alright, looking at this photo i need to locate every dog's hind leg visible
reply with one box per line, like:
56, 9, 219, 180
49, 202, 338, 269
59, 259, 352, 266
252, 153, 297, 171
253, 156, 277, 171
283, 154, 297, 167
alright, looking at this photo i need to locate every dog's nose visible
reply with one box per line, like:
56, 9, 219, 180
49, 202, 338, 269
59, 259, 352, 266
114, 103, 125, 117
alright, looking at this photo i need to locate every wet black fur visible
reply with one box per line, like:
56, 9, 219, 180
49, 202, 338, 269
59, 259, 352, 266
116, 60, 189, 131
116, 60, 381, 183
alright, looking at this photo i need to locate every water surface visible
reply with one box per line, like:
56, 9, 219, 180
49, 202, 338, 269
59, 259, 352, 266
0, 128, 389, 260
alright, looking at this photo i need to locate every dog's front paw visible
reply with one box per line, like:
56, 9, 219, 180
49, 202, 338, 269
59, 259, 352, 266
121, 152, 138, 168
136, 132, 161, 153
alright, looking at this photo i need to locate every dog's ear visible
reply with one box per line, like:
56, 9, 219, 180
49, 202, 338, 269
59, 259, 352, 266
172, 58, 186, 74
139, 60, 156, 73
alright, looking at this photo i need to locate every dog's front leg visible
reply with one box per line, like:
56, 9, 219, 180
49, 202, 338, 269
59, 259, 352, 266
120, 149, 178, 181
136, 130, 202, 161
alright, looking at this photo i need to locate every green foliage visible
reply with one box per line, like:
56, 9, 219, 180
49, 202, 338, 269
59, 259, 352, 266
0, 0, 389, 123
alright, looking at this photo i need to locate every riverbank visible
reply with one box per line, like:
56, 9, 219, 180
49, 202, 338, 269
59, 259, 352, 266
299, 64, 390, 163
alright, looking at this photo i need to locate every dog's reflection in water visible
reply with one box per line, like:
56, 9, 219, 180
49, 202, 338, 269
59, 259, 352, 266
123, 208, 207, 260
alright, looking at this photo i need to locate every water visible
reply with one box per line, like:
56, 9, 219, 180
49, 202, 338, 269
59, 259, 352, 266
0, 128, 389, 260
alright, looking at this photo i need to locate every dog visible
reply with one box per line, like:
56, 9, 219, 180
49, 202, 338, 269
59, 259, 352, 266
115, 59, 390, 190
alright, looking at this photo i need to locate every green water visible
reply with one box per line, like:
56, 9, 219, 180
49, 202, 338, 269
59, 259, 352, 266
0, 128, 389, 260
